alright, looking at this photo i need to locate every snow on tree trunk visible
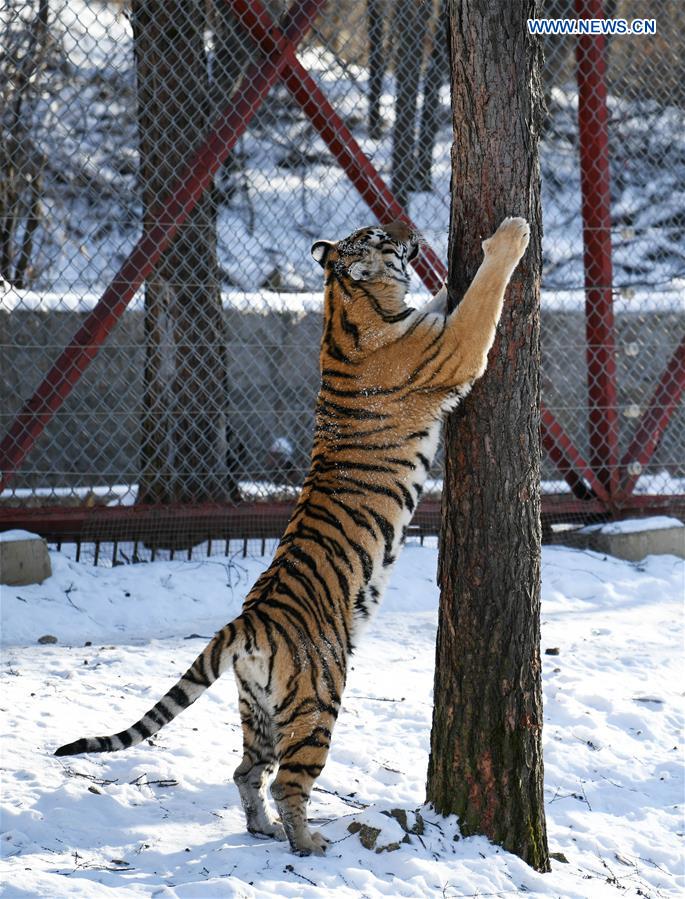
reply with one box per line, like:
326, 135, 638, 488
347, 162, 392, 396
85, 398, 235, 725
426, 0, 550, 873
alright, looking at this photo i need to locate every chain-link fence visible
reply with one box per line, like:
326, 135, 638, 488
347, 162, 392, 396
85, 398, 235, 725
1, 0, 683, 557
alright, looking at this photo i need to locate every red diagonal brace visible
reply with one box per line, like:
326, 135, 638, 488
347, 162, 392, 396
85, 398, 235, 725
575, 0, 620, 496
0, 0, 326, 491
235, 0, 446, 292
235, 0, 604, 503
1, 0, 601, 506
541, 407, 609, 504
619, 335, 685, 498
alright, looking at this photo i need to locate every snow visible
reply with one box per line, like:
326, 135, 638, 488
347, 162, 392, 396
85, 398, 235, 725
9, 0, 684, 303
3, 285, 684, 316
582, 516, 684, 535
1, 542, 683, 897
4, 472, 685, 510
0, 530, 44, 544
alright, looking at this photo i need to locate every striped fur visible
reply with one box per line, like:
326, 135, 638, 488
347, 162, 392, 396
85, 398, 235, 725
54, 216, 530, 857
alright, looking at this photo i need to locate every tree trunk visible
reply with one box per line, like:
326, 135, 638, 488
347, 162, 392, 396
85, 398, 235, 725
391, 0, 428, 210
367, 0, 386, 140
426, 0, 549, 873
1, 0, 49, 287
414, 0, 448, 191
131, 0, 240, 506
209, 0, 254, 205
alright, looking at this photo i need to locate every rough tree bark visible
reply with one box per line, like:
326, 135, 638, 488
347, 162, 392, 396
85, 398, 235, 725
131, 0, 240, 505
426, 0, 550, 873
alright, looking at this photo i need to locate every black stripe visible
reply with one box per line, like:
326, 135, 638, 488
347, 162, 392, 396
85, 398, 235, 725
290, 543, 350, 604
117, 730, 133, 748
282, 548, 351, 663
277, 762, 324, 776
275, 570, 346, 659
321, 380, 407, 399
168, 685, 191, 709
254, 608, 301, 671
318, 397, 389, 422
147, 708, 167, 728
296, 519, 354, 572
154, 701, 175, 724
339, 306, 360, 349
321, 367, 356, 380
209, 636, 224, 679
335, 475, 405, 508
363, 504, 395, 563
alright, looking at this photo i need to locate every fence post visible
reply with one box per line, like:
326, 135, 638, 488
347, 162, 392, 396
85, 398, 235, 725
575, 0, 619, 501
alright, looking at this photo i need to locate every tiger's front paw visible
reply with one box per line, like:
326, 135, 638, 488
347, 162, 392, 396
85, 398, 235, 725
482, 217, 530, 267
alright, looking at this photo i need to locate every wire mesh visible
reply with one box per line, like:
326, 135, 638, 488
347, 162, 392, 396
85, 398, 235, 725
1, 0, 683, 555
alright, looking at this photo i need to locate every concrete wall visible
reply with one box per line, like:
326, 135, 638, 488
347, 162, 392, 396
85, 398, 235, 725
1, 306, 682, 495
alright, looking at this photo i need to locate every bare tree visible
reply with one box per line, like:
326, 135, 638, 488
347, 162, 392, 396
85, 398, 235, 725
426, 0, 550, 872
414, 0, 448, 191
367, 0, 386, 140
1, 0, 50, 288
391, 0, 428, 210
131, 0, 239, 505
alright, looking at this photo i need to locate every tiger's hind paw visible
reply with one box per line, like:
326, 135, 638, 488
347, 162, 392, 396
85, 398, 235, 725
249, 822, 287, 842
291, 830, 329, 857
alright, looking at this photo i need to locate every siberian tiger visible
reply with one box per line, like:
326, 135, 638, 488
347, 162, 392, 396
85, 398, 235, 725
55, 216, 530, 857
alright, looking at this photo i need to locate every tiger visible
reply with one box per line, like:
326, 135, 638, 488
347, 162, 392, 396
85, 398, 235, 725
54, 215, 530, 857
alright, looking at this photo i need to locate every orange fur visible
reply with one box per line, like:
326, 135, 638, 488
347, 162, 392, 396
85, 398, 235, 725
54, 217, 529, 857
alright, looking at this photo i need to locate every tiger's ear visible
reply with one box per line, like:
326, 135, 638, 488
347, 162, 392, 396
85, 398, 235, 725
311, 240, 335, 268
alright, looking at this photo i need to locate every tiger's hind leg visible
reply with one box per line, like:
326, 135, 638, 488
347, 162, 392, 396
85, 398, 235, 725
233, 699, 286, 841
270, 711, 337, 856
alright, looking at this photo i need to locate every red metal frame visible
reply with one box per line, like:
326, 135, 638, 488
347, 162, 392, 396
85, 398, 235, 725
0, 0, 589, 501
0, 0, 327, 490
619, 335, 685, 498
236, 0, 447, 292
1, 0, 682, 520
540, 407, 609, 503
575, 0, 620, 498
0, 494, 680, 547
572, 0, 684, 507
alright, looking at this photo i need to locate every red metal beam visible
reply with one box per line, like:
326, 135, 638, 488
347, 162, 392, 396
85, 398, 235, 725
237, 0, 447, 292
0, 499, 441, 541
2, 494, 681, 545
0, 0, 604, 509
619, 335, 685, 498
0, 0, 326, 492
575, 0, 620, 496
235, 0, 604, 503
540, 406, 610, 503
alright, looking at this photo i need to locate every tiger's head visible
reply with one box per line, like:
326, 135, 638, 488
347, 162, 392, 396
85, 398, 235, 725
311, 221, 419, 291
311, 222, 420, 359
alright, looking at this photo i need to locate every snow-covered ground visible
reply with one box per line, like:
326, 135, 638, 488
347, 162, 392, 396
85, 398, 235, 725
1, 538, 683, 898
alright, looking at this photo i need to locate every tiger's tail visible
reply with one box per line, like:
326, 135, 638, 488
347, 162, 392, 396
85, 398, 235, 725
54, 616, 245, 757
